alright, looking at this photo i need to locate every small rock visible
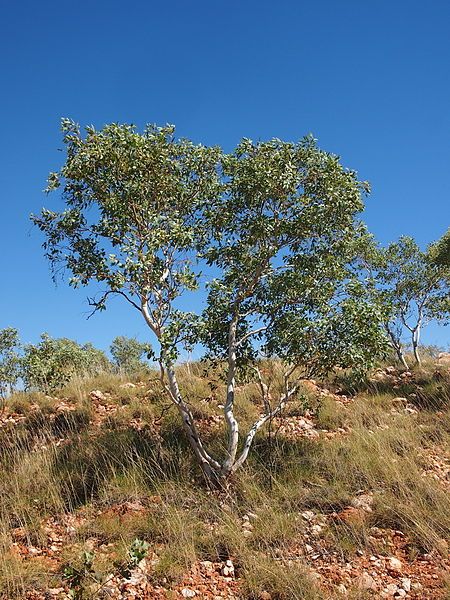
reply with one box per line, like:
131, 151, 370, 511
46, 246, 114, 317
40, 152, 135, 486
336, 583, 348, 595
90, 390, 106, 402
387, 556, 403, 573
120, 382, 136, 389
385, 583, 398, 595
395, 590, 407, 598
351, 492, 374, 512
302, 510, 315, 521
401, 578, 411, 592
222, 559, 235, 577
259, 592, 272, 600
181, 589, 196, 598
200, 560, 214, 572
357, 572, 377, 591
392, 397, 408, 407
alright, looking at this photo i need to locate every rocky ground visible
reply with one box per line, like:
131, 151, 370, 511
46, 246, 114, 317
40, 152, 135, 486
1, 363, 450, 599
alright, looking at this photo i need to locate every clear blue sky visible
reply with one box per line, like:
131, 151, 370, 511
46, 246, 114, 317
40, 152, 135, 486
1, 0, 449, 351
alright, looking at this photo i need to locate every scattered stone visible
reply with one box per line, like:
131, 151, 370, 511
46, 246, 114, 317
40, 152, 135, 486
302, 510, 315, 522
89, 390, 107, 402
181, 588, 196, 598
221, 559, 235, 578
392, 397, 408, 407
357, 572, 377, 591
437, 352, 450, 365
387, 556, 403, 573
400, 578, 411, 592
259, 592, 272, 600
120, 382, 136, 389
385, 583, 398, 595
351, 492, 373, 513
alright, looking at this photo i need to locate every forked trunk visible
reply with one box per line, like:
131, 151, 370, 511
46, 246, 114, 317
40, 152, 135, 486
385, 324, 409, 370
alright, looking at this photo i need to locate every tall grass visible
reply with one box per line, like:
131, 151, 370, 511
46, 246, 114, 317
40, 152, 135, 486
0, 363, 449, 597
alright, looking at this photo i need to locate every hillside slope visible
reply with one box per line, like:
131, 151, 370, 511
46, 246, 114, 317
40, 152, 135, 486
0, 361, 449, 599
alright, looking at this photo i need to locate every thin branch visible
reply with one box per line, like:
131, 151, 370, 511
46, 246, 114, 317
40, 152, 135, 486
236, 326, 267, 347
86, 289, 142, 318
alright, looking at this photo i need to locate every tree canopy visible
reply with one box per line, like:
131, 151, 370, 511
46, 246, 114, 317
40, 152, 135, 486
110, 336, 150, 374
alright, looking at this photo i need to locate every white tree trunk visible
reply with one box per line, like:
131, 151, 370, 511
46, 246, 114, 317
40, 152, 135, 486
230, 384, 297, 473
385, 324, 409, 370
166, 365, 221, 480
221, 315, 239, 475
412, 325, 421, 366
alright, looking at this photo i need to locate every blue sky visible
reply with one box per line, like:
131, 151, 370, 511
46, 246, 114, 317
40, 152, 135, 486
1, 0, 449, 351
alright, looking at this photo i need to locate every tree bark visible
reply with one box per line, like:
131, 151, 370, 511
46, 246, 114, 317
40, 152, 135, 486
231, 384, 298, 473
221, 315, 239, 475
165, 364, 221, 480
385, 324, 409, 370
412, 326, 421, 366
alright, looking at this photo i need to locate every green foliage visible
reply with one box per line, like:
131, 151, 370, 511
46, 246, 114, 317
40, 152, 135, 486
32, 119, 222, 366
116, 538, 150, 577
62, 539, 150, 597
0, 328, 21, 399
22, 334, 110, 392
110, 336, 150, 374
429, 227, 450, 267
202, 137, 386, 377
63, 550, 95, 599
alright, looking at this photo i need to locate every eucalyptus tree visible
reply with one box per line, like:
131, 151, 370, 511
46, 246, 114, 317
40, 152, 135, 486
22, 334, 110, 392
376, 237, 450, 367
33, 120, 386, 481
0, 327, 21, 399
110, 336, 150, 374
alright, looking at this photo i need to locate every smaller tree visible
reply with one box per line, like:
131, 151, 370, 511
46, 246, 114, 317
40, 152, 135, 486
22, 334, 110, 392
0, 328, 21, 399
110, 336, 150, 374
376, 237, 450, 368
